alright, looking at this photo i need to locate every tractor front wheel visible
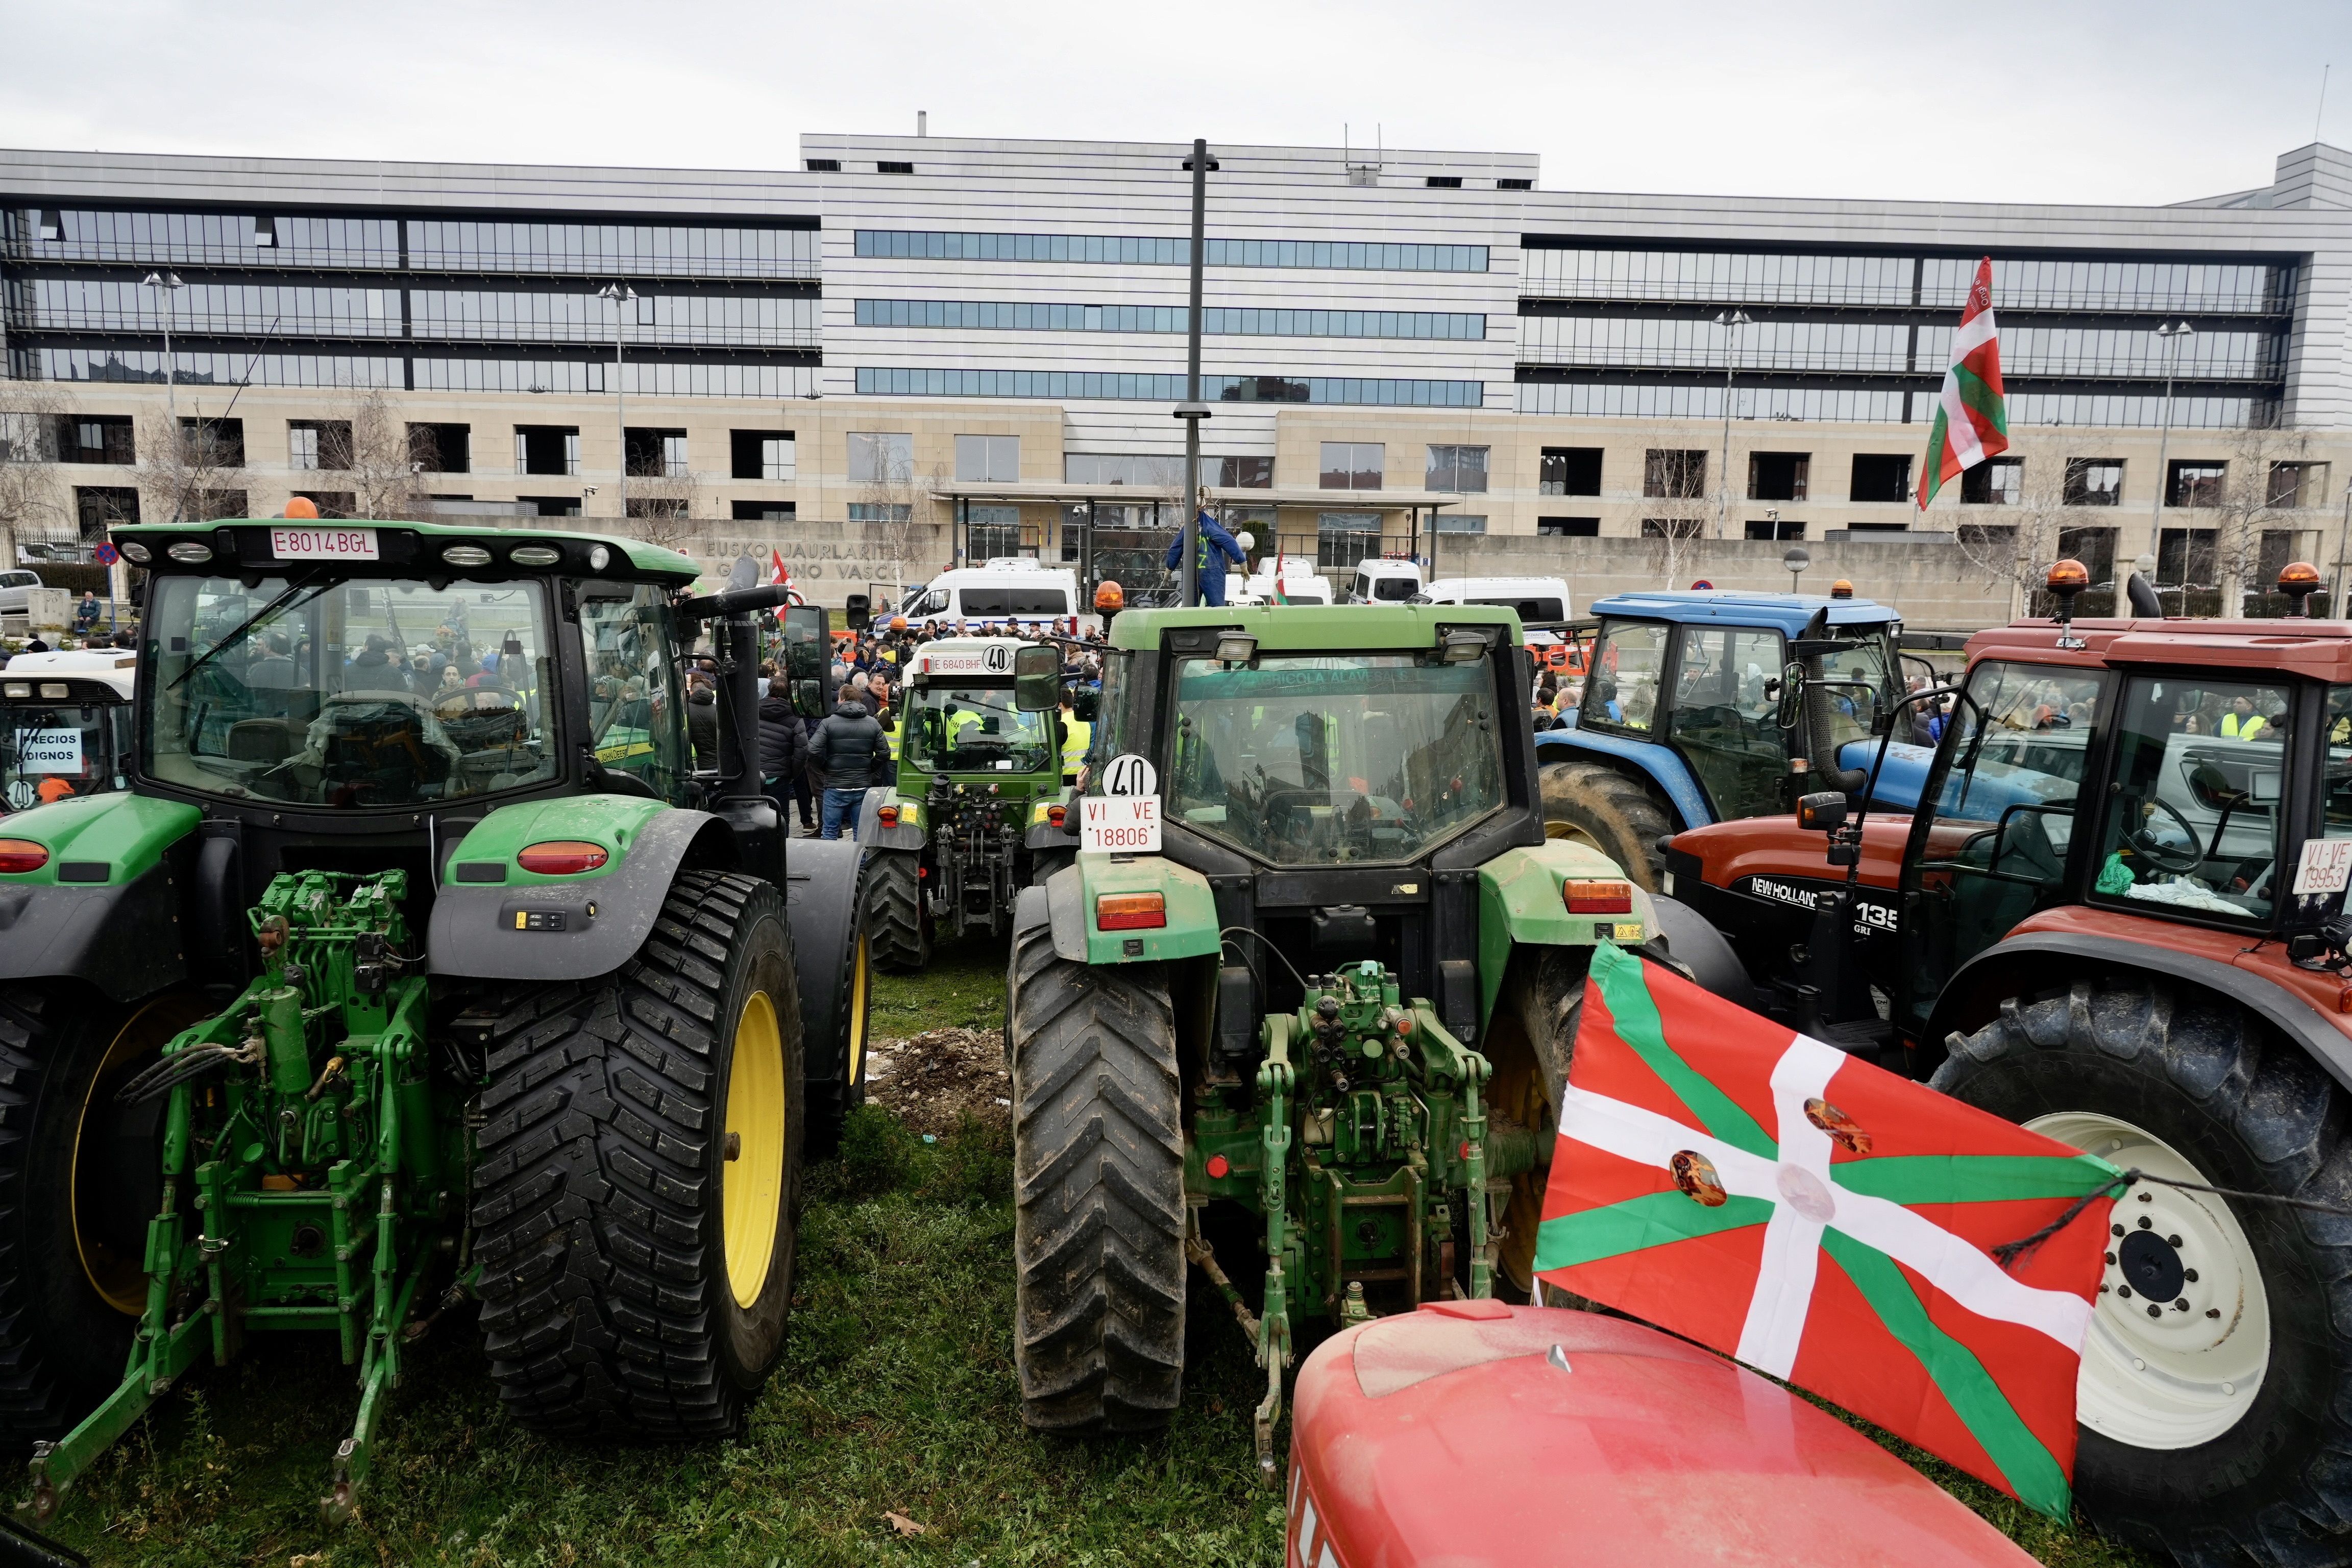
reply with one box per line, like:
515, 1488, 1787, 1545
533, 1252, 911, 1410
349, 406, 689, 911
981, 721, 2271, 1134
1934, 978, 2352, 1564
1539, 761, 1671, 892
1006, 922, 1185, 1431
473, 870, 805, 1439
866, 848, 929, 973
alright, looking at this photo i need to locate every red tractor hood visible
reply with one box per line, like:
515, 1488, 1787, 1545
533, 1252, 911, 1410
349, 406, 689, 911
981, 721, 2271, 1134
1288, 1301, 2032, 1568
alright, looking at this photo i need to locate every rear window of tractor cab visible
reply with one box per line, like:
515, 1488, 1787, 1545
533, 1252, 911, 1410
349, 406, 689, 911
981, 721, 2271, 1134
144, 574, 560, 808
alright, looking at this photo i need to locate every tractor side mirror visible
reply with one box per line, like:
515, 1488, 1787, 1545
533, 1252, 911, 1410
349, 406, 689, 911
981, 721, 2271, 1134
1797, 790, 1849, 834
1013, 644, 1060, 711
791, 678, 823, 718
1774, 662, 1807, 731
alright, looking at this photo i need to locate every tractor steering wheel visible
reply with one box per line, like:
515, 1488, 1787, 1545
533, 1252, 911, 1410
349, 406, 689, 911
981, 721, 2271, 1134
2129, 797, 2204, 874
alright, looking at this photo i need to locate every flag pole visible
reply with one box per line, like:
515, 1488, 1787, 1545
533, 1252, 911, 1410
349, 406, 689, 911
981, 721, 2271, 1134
1176, 139, 1212, 606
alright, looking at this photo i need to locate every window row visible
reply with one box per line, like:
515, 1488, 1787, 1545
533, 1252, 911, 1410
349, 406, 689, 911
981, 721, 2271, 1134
7, 209, 822, 277
1520, 247, 2294, 315
852, 230, 1488, 272
17, 347, 818, 398
850, 298, 1487, 339
48, 487, 818, 528
1515, 314, 2285, 382
852, 367, 1485, 406
1512, 379, 2273, 429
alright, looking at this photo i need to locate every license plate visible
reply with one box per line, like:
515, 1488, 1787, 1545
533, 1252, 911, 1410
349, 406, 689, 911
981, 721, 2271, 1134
1079, 795, 1162, 854
271, 526, 379, 561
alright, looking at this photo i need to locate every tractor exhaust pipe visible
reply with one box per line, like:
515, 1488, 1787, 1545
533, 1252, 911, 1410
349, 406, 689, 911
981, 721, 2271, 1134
1802, 651, 1868, 799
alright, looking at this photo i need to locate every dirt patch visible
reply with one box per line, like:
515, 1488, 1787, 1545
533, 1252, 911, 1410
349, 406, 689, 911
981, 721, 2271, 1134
865, 1026, 1012, 1135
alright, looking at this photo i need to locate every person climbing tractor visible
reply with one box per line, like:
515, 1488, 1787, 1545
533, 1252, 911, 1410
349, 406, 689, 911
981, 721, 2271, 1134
1164, 506, 1246, 606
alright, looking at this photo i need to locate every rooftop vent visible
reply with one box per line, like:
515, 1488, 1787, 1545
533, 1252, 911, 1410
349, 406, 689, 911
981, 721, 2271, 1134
805, 158, 841, 172
1425, 176, 1462, 188
878, 161, 915, 175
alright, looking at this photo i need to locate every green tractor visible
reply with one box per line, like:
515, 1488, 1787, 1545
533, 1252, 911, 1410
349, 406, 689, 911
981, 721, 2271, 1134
999, 605, 1745, 1464
859, 635, 1080, 970
0, 518, 871, 1520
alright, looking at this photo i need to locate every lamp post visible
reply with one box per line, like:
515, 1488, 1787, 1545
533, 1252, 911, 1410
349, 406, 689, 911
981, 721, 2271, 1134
1174, 139, 1214, 606
2149, 320, 2194, 572
141, 271, 183, 522
598, 282, 638, 519
1713, 309, 1754, 537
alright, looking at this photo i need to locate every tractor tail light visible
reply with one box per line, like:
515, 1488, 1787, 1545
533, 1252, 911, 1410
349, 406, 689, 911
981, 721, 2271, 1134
1096, 892, 1166, 931
1048, 804, 1067, 827
0, 840, 47, 874
878, 805, 900, 827
517, 840, 610, 875
1564, 879, 1632, 915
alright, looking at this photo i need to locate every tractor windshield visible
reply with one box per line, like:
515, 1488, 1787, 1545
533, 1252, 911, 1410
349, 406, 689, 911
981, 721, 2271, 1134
1165, 653, 1504, 866
905, 684, 1053, 774
143, 574, 560, 808
0, 698, 131, 813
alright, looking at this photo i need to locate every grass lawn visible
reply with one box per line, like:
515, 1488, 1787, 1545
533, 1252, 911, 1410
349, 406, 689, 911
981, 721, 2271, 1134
33, 936, 2157, 1567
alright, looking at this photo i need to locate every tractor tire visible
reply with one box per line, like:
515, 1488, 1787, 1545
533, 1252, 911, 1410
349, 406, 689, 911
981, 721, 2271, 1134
0, 988, 208, 1448
472, 870, 805, 1440
789, 838, 872, 1157
865, 848, 929, 973
1006, 920, 1186, 1432
1482, 946, 1592, 1297
1539, 760, 1672, 892
1934, 978, 2352, 1567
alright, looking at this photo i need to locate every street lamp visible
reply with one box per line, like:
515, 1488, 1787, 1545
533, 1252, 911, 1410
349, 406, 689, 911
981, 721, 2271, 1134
598, 282, 638, 519
1714, 309, 1754, 537
2149, 320, 2195, 562
141, 271, 183, 424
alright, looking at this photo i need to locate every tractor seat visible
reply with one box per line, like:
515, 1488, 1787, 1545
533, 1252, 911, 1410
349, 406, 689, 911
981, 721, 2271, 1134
226, 719, 298, 765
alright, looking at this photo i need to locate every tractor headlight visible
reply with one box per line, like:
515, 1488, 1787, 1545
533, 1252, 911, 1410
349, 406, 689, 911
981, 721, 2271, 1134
166, 542, 212, 564
1213, 633, 1257, 665
440, 545, 493, 569
37, 684, 67, 699
588, 544, 612, 570
508, 545, 561, 567
1441, 630, 1489, 664
118, 541, 152, 565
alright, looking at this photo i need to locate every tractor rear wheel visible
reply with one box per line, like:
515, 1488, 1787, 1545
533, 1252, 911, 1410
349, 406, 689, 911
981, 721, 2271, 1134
1006, 922, 1185, 1432
0, 988, 207, 1447
1934, 978, 2352, 1566
472, 870, 805, 1439
866, 848, 929, 973
1540, 761, 1671, 892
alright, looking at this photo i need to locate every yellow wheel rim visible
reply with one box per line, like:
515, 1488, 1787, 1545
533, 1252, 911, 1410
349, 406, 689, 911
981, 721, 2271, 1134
846, 934, 870, 1089
72, 997, 202, 1315
1545, 817, 1604, 852
721, 990, 788, 1310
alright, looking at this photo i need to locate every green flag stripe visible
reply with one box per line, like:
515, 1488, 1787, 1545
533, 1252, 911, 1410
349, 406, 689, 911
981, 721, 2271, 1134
1589, 945, 1776, 1158
1818, 1230, 2072, 1521
1533, 1189, 1775, 1272
1920, 406, 1952, 503
1833, 1154, 2117, 1207
1954, 364, 2010, 434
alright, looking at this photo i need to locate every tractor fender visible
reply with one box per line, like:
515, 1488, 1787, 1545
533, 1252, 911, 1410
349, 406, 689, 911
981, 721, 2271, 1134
1043, 854, 1218, 965
782, 836, 865, 1065
428, 804, 737, 981
1929, 932, 2352, 1094
1641, 894, 1752, 1007
1475, 840, 1663, 1030
0, 792, 203, 1002
854, 788, 926, 851
1531, 728, 1707, 829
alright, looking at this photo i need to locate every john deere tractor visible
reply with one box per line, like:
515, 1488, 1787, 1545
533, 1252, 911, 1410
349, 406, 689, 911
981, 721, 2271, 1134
859, 635, 1076, 970
0, 517, 870, 1521
999, 605, 1745, 1465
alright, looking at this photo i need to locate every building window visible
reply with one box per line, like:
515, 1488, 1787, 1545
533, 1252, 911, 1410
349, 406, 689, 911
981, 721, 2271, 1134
966, 503, 1022, 558
625, 427, 689, 478
1745, 518, 1805, 540
1540, 448, 1602, 497
1539, 517, 1599, 537
1643, 450, 1706, 499
408, 423, 470, 474
855, 367, 1481, 406
2167, 460, 2227, 507
519, 495, 582, 517
848, 503, 912, 523
1848, 454, 1912, 503
74, 486, 139, 534
731, 500, 794, 521
730, 429, 794, 481
1425, 176, 1462, 188
1747, 452, 1808, 502
1961, 457, 2023, 505
2271, 461, 2328, 508
1320, 443, 1385, 491
290, 490, 356, 519
287, 419, 351, 471
853, 231, 1488, 273
190, 489, 248, 522
1066, 453, 1184, 486
1640, 518, 1704, 540
53, 415, 135, 465
1426, 445, 1488, 493
2064, 458, 2124, 506
955, 434, 1020, 482
853, 299, 1486, 341
1216, 456, 1273, 488
877, 161, 915, 175
179, 416, 244, 468
625, 497, 689, 520
1317, 511, 1384, 570
2057, 526, 2117, 596
515, 426, 579, 477
1497, 178, 1533, 190
2156, 527, 2217, 587
848, 431, 914, 484
1432, 513, 1485, 534
805, 158, 841, 172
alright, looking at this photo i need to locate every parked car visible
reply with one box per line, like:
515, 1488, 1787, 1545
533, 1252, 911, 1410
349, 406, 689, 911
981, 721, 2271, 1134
0, 569, 45, 615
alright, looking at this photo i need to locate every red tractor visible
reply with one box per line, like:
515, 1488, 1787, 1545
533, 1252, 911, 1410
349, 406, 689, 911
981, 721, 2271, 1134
1661, 560, 2352, 1566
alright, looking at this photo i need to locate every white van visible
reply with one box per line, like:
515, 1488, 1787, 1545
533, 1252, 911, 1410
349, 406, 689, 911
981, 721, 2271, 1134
1417, 576, 1573, 625
1229, 555, 1335, 606
1349, 559, 1425, 604
895, 559, 1083, 631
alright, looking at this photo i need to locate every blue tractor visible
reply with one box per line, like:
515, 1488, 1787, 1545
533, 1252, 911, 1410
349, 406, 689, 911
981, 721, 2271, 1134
1535, 589, 1934, 888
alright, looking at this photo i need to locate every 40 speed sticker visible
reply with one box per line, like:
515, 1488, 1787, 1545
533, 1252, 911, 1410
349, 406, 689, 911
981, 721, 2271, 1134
1080, 794, 1162, 853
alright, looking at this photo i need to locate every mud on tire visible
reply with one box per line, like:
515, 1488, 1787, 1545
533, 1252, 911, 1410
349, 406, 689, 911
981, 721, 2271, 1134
865, 848, 929, 973
1539, 760, 1672, 892
1006, 921, 1185, 1432
471, 870, 805, 1439
1933, 977, 2352, 1568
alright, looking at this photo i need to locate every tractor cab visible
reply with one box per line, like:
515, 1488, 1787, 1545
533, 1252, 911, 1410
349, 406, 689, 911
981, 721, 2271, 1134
0, 649, 136, 813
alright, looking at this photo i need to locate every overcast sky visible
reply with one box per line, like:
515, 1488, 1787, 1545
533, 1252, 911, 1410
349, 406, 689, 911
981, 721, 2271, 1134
3, 0, 2345, 207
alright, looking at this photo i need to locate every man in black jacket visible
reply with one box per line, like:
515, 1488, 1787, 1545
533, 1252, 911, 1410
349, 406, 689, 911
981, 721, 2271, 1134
756, 665, 814, 834
807, 696, 892, 840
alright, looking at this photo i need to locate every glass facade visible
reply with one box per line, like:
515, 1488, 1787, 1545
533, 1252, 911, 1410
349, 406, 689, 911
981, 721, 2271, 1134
855, 299, 1485, 339
854, 230, 1487, 272
857, 367, 1483, 406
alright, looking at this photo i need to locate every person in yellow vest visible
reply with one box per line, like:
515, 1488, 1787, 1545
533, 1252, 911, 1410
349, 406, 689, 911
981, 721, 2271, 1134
2221, 695, 2268, 740
1059, 689, 1090, 780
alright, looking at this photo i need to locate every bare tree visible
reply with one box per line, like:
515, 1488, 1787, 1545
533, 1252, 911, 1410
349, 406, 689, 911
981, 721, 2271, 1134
624, 452, 701, 552
136, 401, 249, 526
0, 382, 74, 568
1951, 451, 2070, 620
856, 451, 930, 591
319, 387, 431, 520
2208, 423, 2314, 614
1637, 448, 1710, 588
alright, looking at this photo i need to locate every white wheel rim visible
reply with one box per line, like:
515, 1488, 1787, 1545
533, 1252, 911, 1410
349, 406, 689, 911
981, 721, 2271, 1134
2026, 1111, 2268, 1450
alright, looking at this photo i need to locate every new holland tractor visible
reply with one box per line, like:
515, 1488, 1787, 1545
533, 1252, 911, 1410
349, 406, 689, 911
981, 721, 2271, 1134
999, 604, 1746, 1466
859, 635, 1077, 970
1660, 560, 2352, 1566
0, 517, 870, 1522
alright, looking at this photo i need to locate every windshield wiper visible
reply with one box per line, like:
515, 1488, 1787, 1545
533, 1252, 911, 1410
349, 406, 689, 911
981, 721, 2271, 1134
169, 574, 326, 693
